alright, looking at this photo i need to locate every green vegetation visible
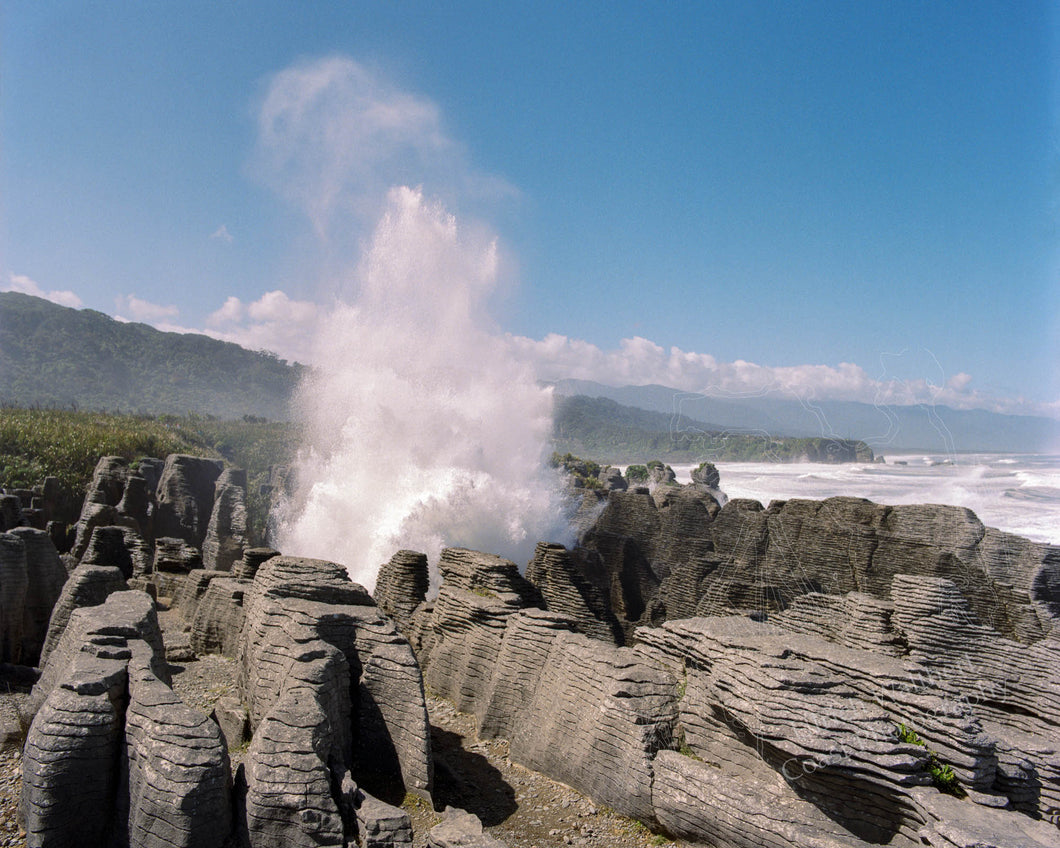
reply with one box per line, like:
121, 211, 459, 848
553, 394, 874, 464
0, 407, 299, 544
549, 451, 604, 489
0, 407, 199, 492
0, 291, 300, 419
678, 741, 701, 761
894, 722, 964, 796
625, 464, 649, 483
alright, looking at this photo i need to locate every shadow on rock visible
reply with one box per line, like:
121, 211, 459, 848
430, 727, 516, 825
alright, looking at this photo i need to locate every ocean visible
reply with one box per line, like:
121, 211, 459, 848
668, 453, 1060, 546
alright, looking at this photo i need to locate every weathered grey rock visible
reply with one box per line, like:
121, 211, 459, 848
116, 473, 152, 538
202, 468, 247, 572
190, 576, 251, 657
374, 549, 429, 632
0, 532, 28, 663
21, 651, 128, 847
426, 807, 507, 848
476, 608, 577, 741
524, 542, 621, 644
164, 629, 195, 663
118, 645, 231, 848
210, 695, 248, 751
890, 575, 1060, 819
507, 631, 677, 823
34, 590, 168, 714
237, 556, 432, 801
912, 787, 1060, 847
154, 455, 222, 549
598, 466, 628, 491
22, 592, 230, 848
172, 568, 225, 620
10, 527, 68, 667
136, 457, 165, 497
70, 456, 144, 558
423, 548, 539, 715
771, 590, 905, 655
81, 524, 152, 578
154, 536, 203, 573
354, 787, 413, 847
652, 749, 875, 848
241, 646, 353, 848
577, 485, 720, 641
577, 493, 1060, 643
38, 563, 128, 668
0, 494, 21, 531
231, 546, 277, 580
635, 613, 1027, 843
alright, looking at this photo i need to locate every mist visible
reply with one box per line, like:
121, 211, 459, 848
274, 186, 571, 590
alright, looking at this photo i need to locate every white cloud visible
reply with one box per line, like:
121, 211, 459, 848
3, 274, 83, 308
253, 55, 515, 239
92, 281, 1057, 419
206, 296, 244, 327
210, 224, 234, 243
507, 332, 1059, 418
201, 290, 322, 365
114, 294, 180, 324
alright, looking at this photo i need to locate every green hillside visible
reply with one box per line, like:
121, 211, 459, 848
0, 292, 301, 419
553, 394, 874, 464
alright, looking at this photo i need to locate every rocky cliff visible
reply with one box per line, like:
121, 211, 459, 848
5, 452, 1059, 847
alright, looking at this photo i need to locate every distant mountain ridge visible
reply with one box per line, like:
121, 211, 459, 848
0, 292, 300, 419
553, 394, 874, 464
550, 378, 1060, 454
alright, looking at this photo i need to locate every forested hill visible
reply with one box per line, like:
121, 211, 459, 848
553, 394, 874, 463
0, 292, 301, 419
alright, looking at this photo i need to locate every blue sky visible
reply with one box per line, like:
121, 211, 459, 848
2, 1, 1057, 416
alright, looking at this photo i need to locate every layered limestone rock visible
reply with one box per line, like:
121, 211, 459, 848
154, 455, 222, 549
153, 537, 203, 573
71, 456, 148, 559
21, 651, 129, 846
119, 647, 232, 848
476, 608, 578, 741
577, 485, 721, 640
575, 491, 1060, 644
422, 548, 540, 713
597, 466, 628, 491
0, 531, 28, 663
890, 575, 1060, 818
414, 540, 1060, 848
38, 563, 128, 669
21, 591, 230, 848
237, 556, 433, 807
374, 549, 429, 633
524, 542, 621, 643
9, 527, 68, 666
770, 590, 906, 656
232, 546, 277, 580
507, 632, 677, 824
201, 468, 247, 572
241, 645, 354, 848
82, 524, 152, 578
189, 577, 251, 657
689, 461, 720, 489
172, 569, 224, 621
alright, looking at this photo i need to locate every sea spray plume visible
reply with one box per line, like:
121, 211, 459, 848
275, 187, 571, 590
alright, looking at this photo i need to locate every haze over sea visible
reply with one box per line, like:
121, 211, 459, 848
669, 454, 1060, 546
